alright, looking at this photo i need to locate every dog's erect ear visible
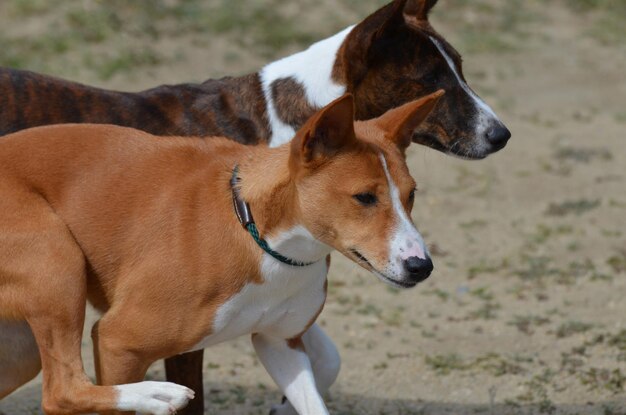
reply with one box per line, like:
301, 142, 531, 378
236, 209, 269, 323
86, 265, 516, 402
293, 94, 356, 165
375, 90, 444, 153
338, 1, 406, 87
338, 0, 438, 88
403, 0, 439, 22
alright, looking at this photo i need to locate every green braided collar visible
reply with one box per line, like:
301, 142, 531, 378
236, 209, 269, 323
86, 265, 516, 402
230, 166, 315, 267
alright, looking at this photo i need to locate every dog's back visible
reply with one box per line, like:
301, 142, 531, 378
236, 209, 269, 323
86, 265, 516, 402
0, 125, 247, 305
0, 68, 268, 142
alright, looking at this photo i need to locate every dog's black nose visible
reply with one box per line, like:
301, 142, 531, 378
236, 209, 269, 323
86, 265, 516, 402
404, 256, 433, 282
485, 124, 511, 148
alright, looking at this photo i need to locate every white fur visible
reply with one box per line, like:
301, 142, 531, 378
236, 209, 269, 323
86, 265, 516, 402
188, 226, 330, 351
261, 26, 354, 147
270, 323, 341, 415
115, 381, 193, 415
186, 226, 335, 414
379, 154, 428, 282
430, 36, 502, 151
253, 333, 329, 415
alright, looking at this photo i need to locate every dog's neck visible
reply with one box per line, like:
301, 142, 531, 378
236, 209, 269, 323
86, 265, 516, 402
259, 26, 354, 148
234, 145, 332, 264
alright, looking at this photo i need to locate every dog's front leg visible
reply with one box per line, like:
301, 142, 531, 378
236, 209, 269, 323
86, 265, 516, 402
270, 323, 341, 415
252, 333, 329, 415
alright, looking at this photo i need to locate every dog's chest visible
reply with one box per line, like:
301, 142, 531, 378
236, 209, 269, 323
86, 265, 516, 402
190, 258, 327, 350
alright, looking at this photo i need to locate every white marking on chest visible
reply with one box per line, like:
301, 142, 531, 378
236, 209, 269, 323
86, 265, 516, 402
261, 26, 354, 147
189, 226, 330, 350
379, 154, 427, 263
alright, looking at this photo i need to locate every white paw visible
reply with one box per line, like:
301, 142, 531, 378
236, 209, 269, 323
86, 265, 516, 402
116, 381, 195, 414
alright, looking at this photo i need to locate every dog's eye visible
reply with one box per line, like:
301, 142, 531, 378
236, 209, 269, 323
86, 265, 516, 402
353, 192, 377, 206
408, 188, 416, 203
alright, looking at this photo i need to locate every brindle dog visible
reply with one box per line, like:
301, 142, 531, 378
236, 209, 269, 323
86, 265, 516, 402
0, 1, 510, 414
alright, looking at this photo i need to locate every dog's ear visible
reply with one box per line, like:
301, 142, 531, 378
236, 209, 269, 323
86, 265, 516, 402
403, 0, 439, 22
375, 90, 444, 153
293, 94, 356, 165
338, 0, 439, 88
338, 1, 406, 87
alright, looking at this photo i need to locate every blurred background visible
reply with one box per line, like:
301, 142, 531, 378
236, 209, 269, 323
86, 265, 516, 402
0, 0, 624, 414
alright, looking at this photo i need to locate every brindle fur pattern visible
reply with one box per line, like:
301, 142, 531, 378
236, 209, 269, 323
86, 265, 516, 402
1, 0, 505, 159
0, 69, 269, 144
271, 77, 318, 130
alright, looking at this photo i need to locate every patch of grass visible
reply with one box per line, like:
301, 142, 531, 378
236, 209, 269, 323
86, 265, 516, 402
560, 352, 585, 374
467, 258, 508, 279
608, 330, 626, 351
579, 368, 626, 394
196, 1, 321, 56
373, 361, 388, 371
514, 255, 560, 280
473, 353, 525, 376
615, 112, 626, 123
607, 330, 626, 360
356, 303, 383, 318
459, 219, 488, 229
65, 8, 121, 44
467, 301, 501, 320
607, 251, 626, 273
382, 306, 406, 327
508, 315, 551, 335
1, 0, 332, 78
546, 199, 601, 216
83, 48, 164, 81
556, 321, 594, 338
426, 352, 526, 377
554, 146, 613, 163
0, 31, 74, 70
421, 288, 450, 302
516, 370, 557, 414
562, 0, 618, 10
425, 353, 467, 375
435, 0, 541, 54
565, 258, 596, 278
6, 0, 59, 17
559, 0, 626, 44
526, 224, 573, 246
470, 287, 494, 301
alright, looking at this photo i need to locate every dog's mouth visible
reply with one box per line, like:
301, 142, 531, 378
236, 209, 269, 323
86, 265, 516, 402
412, 132, 447, 152
413, 132, 493, 160
348, 249, 417, 289
350, 249, 371, 267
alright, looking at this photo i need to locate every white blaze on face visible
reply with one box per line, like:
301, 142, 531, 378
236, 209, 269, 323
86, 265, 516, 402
429, 36, 502, 140
379, 154, 428, 270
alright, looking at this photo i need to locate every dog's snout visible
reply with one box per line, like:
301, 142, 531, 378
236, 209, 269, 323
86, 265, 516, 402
404, 256, 433, 282
485, 124, 511, 148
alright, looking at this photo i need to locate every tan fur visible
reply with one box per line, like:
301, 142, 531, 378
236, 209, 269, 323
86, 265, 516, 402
0, 91, 442, 414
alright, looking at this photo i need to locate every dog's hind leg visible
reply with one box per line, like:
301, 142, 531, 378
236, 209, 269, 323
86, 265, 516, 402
92, 309, 196, 415
0, 196, 192, 414
0, 320, 41, 398
268, 323, 340, 415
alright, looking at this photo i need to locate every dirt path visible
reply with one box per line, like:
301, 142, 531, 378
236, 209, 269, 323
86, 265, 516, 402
1, 1, 625, 414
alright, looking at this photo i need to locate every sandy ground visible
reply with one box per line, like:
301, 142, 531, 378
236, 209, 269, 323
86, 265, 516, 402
0, 1, 625, 414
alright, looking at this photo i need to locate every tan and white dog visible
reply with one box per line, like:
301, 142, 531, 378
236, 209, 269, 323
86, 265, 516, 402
0, 91, 442, 415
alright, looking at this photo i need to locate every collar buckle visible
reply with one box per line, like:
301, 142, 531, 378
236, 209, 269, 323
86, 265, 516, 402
230, 167, 254, 228
230, 166, 316, 268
